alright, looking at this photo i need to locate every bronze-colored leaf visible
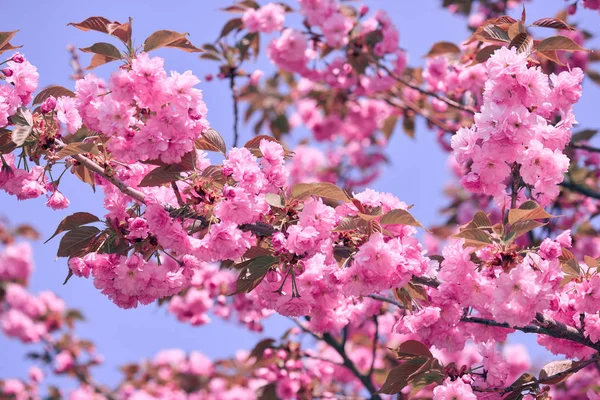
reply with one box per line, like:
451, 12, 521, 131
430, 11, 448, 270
33, 85, 76, 106
10, 108, 33, 146
80, 42, 122, 60
532, 17, 575, 31
57, 226, 101, 258
333, 216, 361, 232
392, 340, 433, 359
473, 45, 502, 65
68, 16, 112, 34
539, 359, 582, 384
138, 164, 187, 187
291, 182, 352, 203
73, 164, 96, 191
56, 142, 98, 159
219, 18, 243, 39
144, 30, 202, 53
380, 209, 423, 228
453, 228, 493, 248
424, 41, 460, 58
195, 128, 227, 155
46, 212, 101, 243
381, 115, 398, 140
378, 358, 428, 394
508, 21, 525, 40
537, 49, 566, 66
84, 53, 120, 70
229, 255, 278, 295
537, 35, 588, 53
508, 205, 555, 224
0, 31, 19, 50
509, 32, 533, 54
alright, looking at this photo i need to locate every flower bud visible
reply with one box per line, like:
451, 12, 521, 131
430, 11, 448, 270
11, 53, 24, 63
40, 96, 57, 114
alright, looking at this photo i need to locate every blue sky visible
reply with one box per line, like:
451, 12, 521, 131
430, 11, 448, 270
1, 0, 599, 391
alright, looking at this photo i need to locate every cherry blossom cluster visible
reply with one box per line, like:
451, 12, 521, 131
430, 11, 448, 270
452, 46, 583, 206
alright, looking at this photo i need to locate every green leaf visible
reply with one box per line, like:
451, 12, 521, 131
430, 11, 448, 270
57, 226, 101, 258
291, 182, 352, 203
46, 212, 101, 243
229, 255, 278, 295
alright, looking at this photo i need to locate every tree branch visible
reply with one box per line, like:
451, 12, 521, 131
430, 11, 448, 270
474, 354, 600, 394
560, 180, 600, 200
229, 72, 240, 148
54, 139, 146, 204
291, 318, 382, 400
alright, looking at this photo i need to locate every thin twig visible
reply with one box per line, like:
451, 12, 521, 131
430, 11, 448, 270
229, 72, 240, 147
368, 315, 378, 378
54, 139, 146, 204
560, 181, 600, 200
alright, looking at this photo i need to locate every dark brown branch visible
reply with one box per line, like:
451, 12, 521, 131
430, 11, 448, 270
229, 72, 240, 148
560, 181, 600, 200
291, 318, 381, 400
474, 354, 600, 394
370, 56, 476, 115
54, 139, 147, 204
368, 315, 379, 378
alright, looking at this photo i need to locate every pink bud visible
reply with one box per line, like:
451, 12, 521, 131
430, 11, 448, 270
568, 3, 577, 15
40, 96, 57, 114
204, 74, 213, 82
218, 73, 226, 80
359, 5, 369, 16
11, 53, 24, 63
2, 68, 13, 77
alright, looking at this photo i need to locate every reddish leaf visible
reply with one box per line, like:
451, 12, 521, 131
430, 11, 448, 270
84, 53, 120, 70
532, 17, 575, 31
80, 42, 122, 60
473, 45, 502, 65
291, 182, 352, 203
509, 32, 533, 54
537, 35, 588, 53
46, 212, 101, 243
220, 18, 243, 39
195, 128, 227, 155
0, 31, 18, 50
68, 16, 112, 33
424, 41, 460, 57
33, 86, 76, 106
144, 30, 202, 53
57, 226, 101, 258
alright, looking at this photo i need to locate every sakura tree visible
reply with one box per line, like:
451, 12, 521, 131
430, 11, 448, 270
2, 0, 600, 399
